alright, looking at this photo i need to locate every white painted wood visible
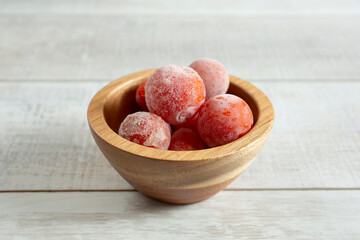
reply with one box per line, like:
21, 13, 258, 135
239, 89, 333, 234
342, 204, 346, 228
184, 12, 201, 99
1, 0, 360, 16
0, 16, 359, 81
1, 82, 359, 190
0, 82, 132, 190
1, 0, 358, 235
0, 191, 359, 239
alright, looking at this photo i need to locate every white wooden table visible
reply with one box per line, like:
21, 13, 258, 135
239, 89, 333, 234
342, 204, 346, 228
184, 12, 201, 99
1, 1, 360, 239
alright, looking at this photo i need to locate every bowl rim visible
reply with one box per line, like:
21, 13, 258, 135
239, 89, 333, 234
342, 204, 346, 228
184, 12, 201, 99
87, 68, 274, 162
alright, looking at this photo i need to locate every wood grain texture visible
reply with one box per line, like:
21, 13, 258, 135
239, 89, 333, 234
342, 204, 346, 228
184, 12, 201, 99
0, 191, 359, 239
1, 0, 359, 236
1, 16, 360, 81
2, 0, 360, 15
0, 82, 133, 190
1, 82, 359, 191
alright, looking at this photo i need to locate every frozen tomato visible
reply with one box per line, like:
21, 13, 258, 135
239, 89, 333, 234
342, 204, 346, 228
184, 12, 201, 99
145, 64, 206, 125
189, 58, 229, 99
197, 94, 253, 147
169, 128, 206, 151
118, 112, 171, 150
135, 78, 148, 111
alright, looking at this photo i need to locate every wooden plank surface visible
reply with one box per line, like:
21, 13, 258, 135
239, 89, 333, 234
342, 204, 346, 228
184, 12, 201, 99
1, 191, 359, 239
1, 0, 360, 16
1, 16, 359, 82
1, 0, 360, 238
1, 82, 359, 190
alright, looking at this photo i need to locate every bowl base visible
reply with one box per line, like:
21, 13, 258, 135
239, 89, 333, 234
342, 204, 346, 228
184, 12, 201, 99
126, 175, 239, 204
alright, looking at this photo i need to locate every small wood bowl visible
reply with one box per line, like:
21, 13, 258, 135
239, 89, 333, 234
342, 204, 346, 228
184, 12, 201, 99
88, 69, 274, 204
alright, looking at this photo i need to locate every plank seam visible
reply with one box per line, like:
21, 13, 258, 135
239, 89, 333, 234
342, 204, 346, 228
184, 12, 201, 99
1, 188, 360, 193
1, 13, 360, 19
0, 79, 360, 83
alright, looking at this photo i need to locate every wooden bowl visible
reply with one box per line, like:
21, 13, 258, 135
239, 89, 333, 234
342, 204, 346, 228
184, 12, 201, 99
87, 69, 274, 204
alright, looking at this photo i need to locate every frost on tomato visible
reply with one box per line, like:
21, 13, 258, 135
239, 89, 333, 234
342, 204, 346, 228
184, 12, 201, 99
189, 58, 229, 99
118, 112, 171, 150
172, 112, 199, 132
197, 94, 253, 147
145, 64, 206, 125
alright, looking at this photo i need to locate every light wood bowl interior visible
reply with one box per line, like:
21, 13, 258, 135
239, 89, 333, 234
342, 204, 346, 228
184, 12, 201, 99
88, 69, 274, 204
